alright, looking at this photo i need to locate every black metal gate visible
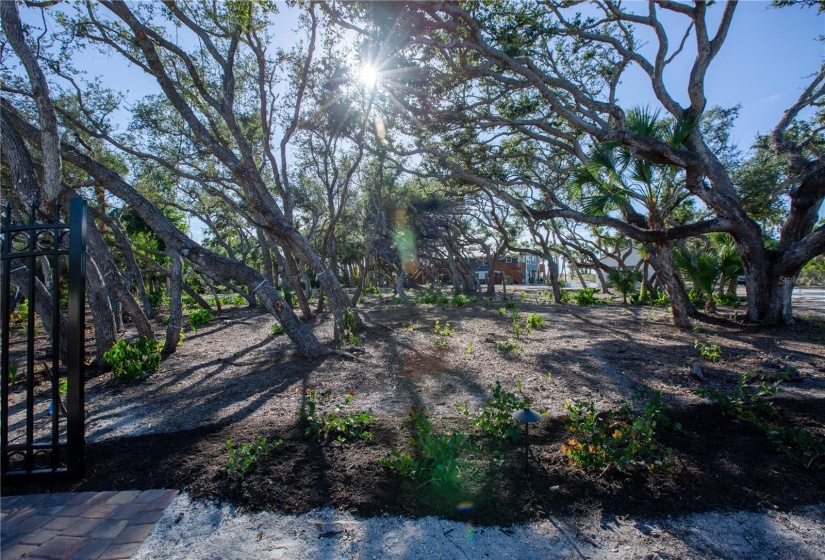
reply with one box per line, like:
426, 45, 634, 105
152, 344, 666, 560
1, 198, 87, 483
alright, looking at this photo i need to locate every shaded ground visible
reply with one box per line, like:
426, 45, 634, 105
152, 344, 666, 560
3, 290, 825, 528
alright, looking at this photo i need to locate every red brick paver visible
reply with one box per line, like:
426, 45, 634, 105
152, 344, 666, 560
1, 489, 178, 559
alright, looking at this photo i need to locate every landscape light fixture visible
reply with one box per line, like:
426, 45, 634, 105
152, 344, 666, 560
513, 407, 542, 477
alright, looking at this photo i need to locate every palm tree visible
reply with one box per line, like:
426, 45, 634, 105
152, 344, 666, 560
608, 268, 643, 304
568, 107, 698, 326
673, 247, 721, 313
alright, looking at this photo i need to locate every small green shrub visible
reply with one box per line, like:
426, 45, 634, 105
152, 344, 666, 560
188, 308, 212, 329
504, 300, 517, 309
416, 291, 440, 305
608, 269, 642, 304
496, 338, 523, 356
694, 339, 722, 363
696, 372, 824, 469
298, 388, 374, 442
103, 336, 162, 383
341, 307, 360, 347
234, 294, 248, 306
518, 292, 527, 302
363, 285, 381, 295
378, 406, 466, 483
7, 362, 19, 383
270, 324, 286, 336
497, 307, 506, 316
561, 392, 680, 472
224, 437, 282, 479
434, 338, 449, 351
482, 297, 492, 308
717, 292, 741, 307
452, 294, 468, 307
434, 320, 454, 336
456, 380, 535, 443
651, 290, 670, 307
573, 288, 601, 306
525, 313, 546, 330
59, 378, 68, 395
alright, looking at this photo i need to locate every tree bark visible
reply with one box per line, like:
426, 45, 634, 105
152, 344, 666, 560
648, 243, 697, 328
2, 104, 333, 357
163, 250, 183, 354
86, 257, 117, 366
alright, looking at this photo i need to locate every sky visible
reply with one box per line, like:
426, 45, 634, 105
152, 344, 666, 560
16, 0, 825, 234
32, 1, 823, 152
613, 0, 824, 151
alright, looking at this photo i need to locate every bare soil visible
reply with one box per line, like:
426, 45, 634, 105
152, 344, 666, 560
3, 290, 825, 527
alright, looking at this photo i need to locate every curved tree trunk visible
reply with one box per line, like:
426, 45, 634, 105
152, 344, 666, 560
1, 108, 333, 357
86, 257, 117, 366
648, 243, 697, 328
162, 250, 183, 354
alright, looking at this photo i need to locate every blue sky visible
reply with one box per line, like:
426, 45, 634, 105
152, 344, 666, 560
616, 1, 823, 151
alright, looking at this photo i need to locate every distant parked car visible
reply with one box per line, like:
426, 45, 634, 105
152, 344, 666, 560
737, 275, 745, 285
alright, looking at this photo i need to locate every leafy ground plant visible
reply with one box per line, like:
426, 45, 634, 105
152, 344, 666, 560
298, 388, 374, 442
434, 320, 455, 336
456, 380, 537, 442
224, 436, 282, 479
694, 339, 722, 363
561, 392, 681, 472
525, 313, 546, 330
188, 308, 212, 330
270, 324, 285, 336
452, 294, 468, 307
103, 336, 162, 383
378, 406, 466, 483
573, 288, 602, 306
696, 373, 824, 468
496, 338, 523, 356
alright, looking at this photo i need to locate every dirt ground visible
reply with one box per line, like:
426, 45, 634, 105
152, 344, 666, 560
3, 289, 825, 529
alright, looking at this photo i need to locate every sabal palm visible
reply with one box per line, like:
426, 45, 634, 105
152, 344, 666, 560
673, 247, 721, 312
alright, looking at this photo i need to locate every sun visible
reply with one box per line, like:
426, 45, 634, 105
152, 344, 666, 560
359, 64, 379, 88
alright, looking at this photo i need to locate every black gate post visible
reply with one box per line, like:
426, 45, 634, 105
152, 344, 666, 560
1, 198, 87, 484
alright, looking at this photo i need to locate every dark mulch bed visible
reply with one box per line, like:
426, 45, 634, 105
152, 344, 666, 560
3, 296, 825, 526
5, 398, 824, 526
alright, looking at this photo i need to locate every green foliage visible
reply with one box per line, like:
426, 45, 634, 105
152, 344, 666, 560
456, 380, 534, 443
434, 338, 449, 351
561, 392, 680, 472
433, 320, 454, 336
298, 388, 374, 442
496, 338, 523, 356
103, 336, 162, 383
696, 373, 824, 469
379, 406, 466, 483
270, 324, 286, 336
525, 313, 546, 330
452, 294, 468, 307
497, 307, 506, 316
363, 285, 380, 295
482, 297, 492, 308
572, 288, 602, 306
188, 308, 212, 329
59, 378, 68, 396
608, 269, 643, 304
224, 437, 282, 479
341, 307, 360, 346
7, 362, 19, 383
694, 339, 722, 363
504, 300, 517, 309
511, 308, 523, 339
10, 300, 28, 324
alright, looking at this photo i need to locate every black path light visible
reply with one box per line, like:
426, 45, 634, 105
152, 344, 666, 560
513, 407, 542, 476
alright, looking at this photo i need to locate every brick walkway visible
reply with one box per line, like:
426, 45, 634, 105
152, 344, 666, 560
1, 490, 178, 560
